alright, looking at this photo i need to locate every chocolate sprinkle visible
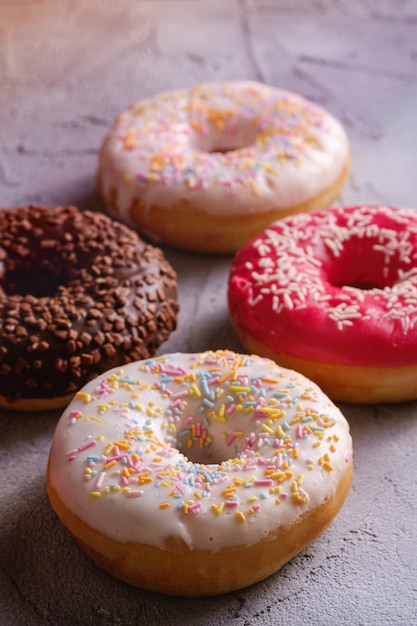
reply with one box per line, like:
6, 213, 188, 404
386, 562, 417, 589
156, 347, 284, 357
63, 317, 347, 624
0, 205, 179, 407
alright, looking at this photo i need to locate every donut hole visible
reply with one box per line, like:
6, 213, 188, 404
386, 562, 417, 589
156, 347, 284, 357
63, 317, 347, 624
175, 419, 244, 466
176, 429, 229, 465
331, 275, 386, 291
191, 123, 260, 155
206, 139, 252, 155
326, 257, 393, 290
323, 239, 404, 291
208, 146, 238, 155
2, 263, 70, 297
0, 212, 79, 298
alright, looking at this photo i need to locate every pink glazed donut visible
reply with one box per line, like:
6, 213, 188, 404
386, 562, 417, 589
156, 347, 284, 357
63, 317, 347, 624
228, 205, 417, 403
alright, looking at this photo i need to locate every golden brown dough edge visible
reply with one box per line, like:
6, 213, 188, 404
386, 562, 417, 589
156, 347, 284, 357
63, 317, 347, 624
46, 457, 352, 597
97, 157, 351, 254
234, 329, 417, 404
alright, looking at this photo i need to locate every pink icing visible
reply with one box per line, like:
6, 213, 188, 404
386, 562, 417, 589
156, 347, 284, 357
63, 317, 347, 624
228, 205, 417, 368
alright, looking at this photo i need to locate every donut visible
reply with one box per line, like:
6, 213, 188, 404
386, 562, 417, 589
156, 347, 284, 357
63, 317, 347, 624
97, 81, 350, 253
228, 204, 417, 404
47, 349, 353, 597
0, 205, 178, 411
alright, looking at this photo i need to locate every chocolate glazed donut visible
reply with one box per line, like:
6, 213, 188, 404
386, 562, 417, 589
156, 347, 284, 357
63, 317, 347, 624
0, 205, 179, 410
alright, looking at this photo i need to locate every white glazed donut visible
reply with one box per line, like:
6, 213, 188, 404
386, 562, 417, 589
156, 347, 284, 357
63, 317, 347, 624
47, 350, 353, 596
97, 81, 350, 253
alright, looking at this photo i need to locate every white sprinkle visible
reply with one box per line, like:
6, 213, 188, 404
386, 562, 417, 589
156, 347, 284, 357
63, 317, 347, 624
283, 292, 294, 310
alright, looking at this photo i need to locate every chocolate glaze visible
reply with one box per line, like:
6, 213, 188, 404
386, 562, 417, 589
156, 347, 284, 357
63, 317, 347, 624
0, 205, 179, 405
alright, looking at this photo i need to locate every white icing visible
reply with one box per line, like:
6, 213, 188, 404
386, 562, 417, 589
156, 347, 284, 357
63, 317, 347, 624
49, 351, 352, 552
98, 81, 349, 221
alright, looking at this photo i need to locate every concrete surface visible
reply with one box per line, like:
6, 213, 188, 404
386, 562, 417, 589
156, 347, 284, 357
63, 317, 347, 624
1, 1, 417, 625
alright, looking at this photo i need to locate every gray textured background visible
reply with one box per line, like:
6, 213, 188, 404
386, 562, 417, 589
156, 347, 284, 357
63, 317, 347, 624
1, 1, 416, 625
